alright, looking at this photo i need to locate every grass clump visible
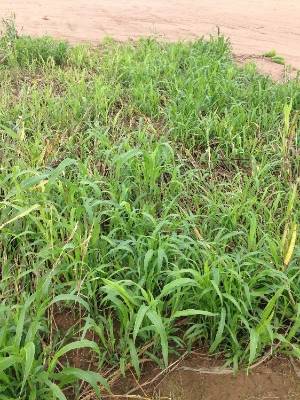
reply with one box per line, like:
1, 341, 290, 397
0, 22, 299, 399
264, 49, 286, 65
0, 18, 69, 67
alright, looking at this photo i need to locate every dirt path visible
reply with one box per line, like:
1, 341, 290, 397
1, 0, 300, 71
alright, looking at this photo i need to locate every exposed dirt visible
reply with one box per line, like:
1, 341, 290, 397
53, 309, 300, 400
152, 354, 300, 400
109, 352, 300, 400
234, 55, 298, 82
52, 309, 98, 371
1, 0, 300, 80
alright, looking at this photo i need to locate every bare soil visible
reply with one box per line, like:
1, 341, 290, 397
153, 354, 300, 400
96, 352, 300, 400
1, 0, 300, 79
53, 309, 300, 400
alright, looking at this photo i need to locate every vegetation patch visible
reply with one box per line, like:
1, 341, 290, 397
264, 49, 286, 65
0, 22, 299, 399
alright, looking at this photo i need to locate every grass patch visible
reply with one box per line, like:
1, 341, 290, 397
0, 23, 300, 399
264, 49, 286, 65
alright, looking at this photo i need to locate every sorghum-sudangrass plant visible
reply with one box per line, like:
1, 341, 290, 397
0, 21, 299, 399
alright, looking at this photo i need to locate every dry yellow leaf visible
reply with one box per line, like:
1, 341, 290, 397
284, 223, 297, 267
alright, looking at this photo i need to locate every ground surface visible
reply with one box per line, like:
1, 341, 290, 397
55, 311, 300, 400
1, 0, 300, 79
154, 355, 300, 400
1, 9, 300, 400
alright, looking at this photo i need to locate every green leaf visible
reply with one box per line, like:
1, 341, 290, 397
129, 339, 140, 377
6, 158, 77, 199
133, 305, 148, 342
0, 357, 17, 372
257, 287, 284, 334
0, 204, 40, 231
172, 309, 218, 319
287, 304, 300, 342
223, 293, 242, 313
0, 371, 9, 384
17, 173, 49, 191
147, 310, 168, 367
48, 158, 77, 182
45, 380, 67, 400
48, 294, 90, 312
0, 124, 19, 139
249, 329, 259, 365
102, 279, 137, 308
21, 342, 35, 392
144, 249, 154, 271
113, 149, 142, 167
57, 367, 110, 396
15, 295, 36, 348
248, 213, 257, 251
262, 288, 284, 321
48, 340, 100, 372
159, 278, 198, 298
210, 280, 223, 305
209, 307, 226, 353
29, 385, 37, 400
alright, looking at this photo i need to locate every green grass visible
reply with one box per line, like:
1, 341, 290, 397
0, 22, 300, 399
264, 49, 286, 65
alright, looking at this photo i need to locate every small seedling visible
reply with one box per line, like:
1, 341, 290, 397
263, 49, 285, 65
271, 55, 285, 65
264, 49, 277, 58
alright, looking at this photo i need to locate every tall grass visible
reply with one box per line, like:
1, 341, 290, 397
0, 22, 299, 398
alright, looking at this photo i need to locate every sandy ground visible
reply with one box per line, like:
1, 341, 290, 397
1, 0, 300, 75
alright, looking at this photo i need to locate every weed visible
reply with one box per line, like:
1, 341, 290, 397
0, 21, 299, 399
264, 49, 277, 58
263, 49, 286, 65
